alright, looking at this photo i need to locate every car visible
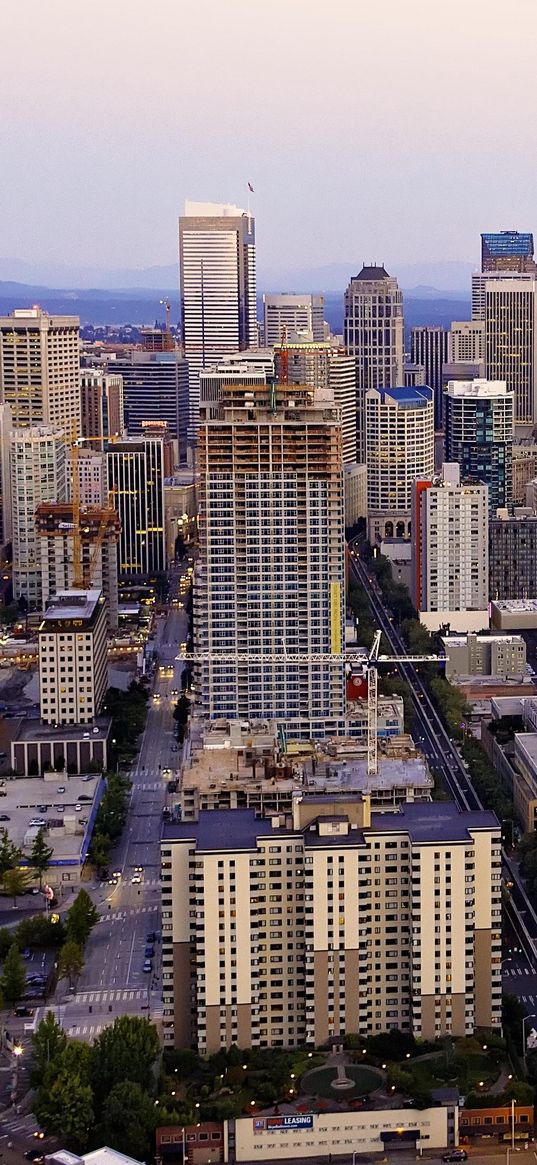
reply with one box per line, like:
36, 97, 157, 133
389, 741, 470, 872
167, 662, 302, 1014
25, 1152, 44, 1163
132, 874, 141, 884
134, 865, 143, 872
78, 794, 92, 802
56, 786, 66, 794
81, 775, 94, 782
442, 1153, 467, 1162
146, 931, 157, 943
27, 972, 45, 983
142, 959, 152, 973
75, 803, 81, 811
171, 744, 178, 752
37, 805, 48, 813
108, 877, 119, 886
0, 814, 10, 821
29, 818, 46, 828
15, 1005, 34, 1018
22, 949, 32, 960
145, 945, 154, 958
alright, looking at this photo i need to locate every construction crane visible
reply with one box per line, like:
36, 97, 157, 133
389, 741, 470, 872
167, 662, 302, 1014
178, 632, 443, 775
160, 298, 171, 337
70, 431, 119, 590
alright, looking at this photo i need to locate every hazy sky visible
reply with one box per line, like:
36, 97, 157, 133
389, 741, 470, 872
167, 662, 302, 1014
2, 0, 537, 276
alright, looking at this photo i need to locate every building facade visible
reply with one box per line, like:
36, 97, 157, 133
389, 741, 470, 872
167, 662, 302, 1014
195, 382, 345, 733
263, 294, 325, 344
112, 351, 187, 452
481, 231, 536, 273
439, 632, 526, 681
444, 379, 513, 513
344, 266, 404, 462
365, 386, 434, 543
80, 369, 125, 440
412, 465, 489, 633
179, 201, 257, 447
410, 326, 449, 429
36, 501, 120, 629
10, 426, 67, 606
0, 308, 80, 433
485, 278, 537, 425
449, 322, 485, 364
107, 436, 166, 576
489, 513, 537, 600
160, 798, 501, 1051
39, 589, 108, 726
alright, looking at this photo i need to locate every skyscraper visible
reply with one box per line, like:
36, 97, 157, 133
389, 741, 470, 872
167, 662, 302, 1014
10, 426, 67, 605
449, 321, 485, 364
411, 464, 489, 633
365, 386, 434, 542
273, 341, 357, 464
80, 369, 125, 440
107, 436, 166, 576
179, 201, 257, 447
195, 381, 345, 733
484, 278, 537, 425
263, 293, 325, 344
112, 350, 188, 453
481, 231, 536, 273
0, 308, 80, 433
410, 326, 449, 429
344, 265, 404, 462
39, 589, 108, 726
444, 379, 513, 512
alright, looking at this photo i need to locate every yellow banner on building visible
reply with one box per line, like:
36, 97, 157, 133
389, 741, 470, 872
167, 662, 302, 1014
330, 581, 341, 655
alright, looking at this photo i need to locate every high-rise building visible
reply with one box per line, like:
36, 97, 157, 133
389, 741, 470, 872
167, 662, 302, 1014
36, 501, 120, 629
489, 512, 537, 600
365, 386, 434, 543
404, 363, 426, 387
80, 369, 125, 440
199, 361, 268, 422
444, 378, 513, 512
411, 464, 489, 633
273, 342, 357, 464
39, 589, 107, 726
112, 351, 187, 452
0, 404, 13, 548
481, 231, 536, 273
10, 426, 67, 606
410, 326, 449, 429
179, 201, 257, 447
0, 308, 80, 433
484, 277, 537, 425
449, 321, 485, 364
263, 293, 325, 344
160, 796, 501, 1050
472, 270, 534, 321
344, 266, 404, 462
106, 436, 165, 577
76, 449, 106, 507
195, 381, 345, 734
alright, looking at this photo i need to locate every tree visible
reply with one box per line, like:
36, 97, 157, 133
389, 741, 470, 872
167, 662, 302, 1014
58, 940, 84, 988
3, 866, 32, 907
0, 830, 20, 878
30, 829, 53, 889
16, 914, 65, 951
89, 832, 111, 874
97, 1080, 156, 1160
35, 1068, 93, 1152
1, 942, 26, 1004
91, 1015, 160, 1103
31, 1012, 67, 1083
65, 889, 99, 948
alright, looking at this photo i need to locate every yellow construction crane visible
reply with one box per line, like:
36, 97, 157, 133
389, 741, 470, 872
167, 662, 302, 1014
70, 431, 119, 589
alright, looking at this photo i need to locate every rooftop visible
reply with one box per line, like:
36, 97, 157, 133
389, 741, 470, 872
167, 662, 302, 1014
371, 385, 433, 407
514, 732, 537, 764
42, 589, 102, 625
492, 600, 537, 612
13, 717, 111, 744
444, 378, 511, 398
0, 773, 102, 863
353, 265, 391, 281
482, 231, 534, 257
162, 801, 498, 850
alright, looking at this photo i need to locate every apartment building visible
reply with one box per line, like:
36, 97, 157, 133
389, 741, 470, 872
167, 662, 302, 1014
160, 797, 501, 1051
36, 501, 120, 629
39, 589, 108, 726
365, 386, 434, 543
449, 322, 485, 365
489, 511, 537, 600
0, 308, 80, 433
410, 326, 448, 429
80, 368, 125, 440
10, 426, 67, 606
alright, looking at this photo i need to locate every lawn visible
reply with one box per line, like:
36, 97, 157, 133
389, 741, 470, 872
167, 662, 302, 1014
301, 1064, 382, 1100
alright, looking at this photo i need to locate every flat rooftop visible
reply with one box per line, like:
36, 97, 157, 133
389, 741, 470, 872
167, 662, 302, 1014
42, 589, 102, 624
13, 718, 110, 744
492, 600, 537, 612
514, 732, 537, 764
162, 802, 499, 850
0, 773, 102, 863
440, 634, 525, 646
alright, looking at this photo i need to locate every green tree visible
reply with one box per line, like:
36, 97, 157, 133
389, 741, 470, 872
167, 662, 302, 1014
89, 832, 111, 874
59, 1039, 93, 1085
31, 1012, 67, 1083
2, 866, 32, 906
16, 913, 65, 951
65, 888, 99, 948
0, 830, 20, 878
1, 942, 26, 1004
91, 1015, 160, 1103
97, 1080, 156, 1160
35, 1068, 93, 1152
30, 829, 54, 889
58, 940, 84, 988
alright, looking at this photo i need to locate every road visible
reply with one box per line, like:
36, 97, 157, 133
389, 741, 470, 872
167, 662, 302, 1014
28, 589, 189, 1044
348, 547, 537, 985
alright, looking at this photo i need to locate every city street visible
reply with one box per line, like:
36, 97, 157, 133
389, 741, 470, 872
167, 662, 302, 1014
28, 593, 189, 1043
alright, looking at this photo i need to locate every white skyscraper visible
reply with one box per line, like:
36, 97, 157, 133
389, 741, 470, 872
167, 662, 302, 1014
344, 265, 404, 461
179, 201, 257, 447
10, 426, 67, 606
365, 386, 434, 543
449, 321, 485, 364
263, 293, 325, 344
0, 308, 80, 433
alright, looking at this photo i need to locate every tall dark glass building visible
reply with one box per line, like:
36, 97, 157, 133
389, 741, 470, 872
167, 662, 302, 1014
481, 231, 536, 273
444, 378, 514, 513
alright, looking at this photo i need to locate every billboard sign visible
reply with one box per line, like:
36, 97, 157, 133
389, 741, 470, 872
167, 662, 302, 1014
254, 1115, 314, 1134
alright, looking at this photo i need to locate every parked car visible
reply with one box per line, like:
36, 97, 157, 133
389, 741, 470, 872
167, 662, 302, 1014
442, 1153, 467, 1162
142, 959, 152, 974
144, 945, 154, 958
0, 814, 10, 822
15, 1006, 34, 1018
25, 1152, 44, 1163
146, 931, 157, 943
56, 786, 66, 794
29, 818, 46, 828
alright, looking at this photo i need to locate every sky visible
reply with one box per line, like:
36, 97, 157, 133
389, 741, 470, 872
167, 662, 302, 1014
1, 0, 537, 282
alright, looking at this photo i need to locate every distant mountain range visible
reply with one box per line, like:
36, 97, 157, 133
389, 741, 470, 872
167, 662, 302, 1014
0, 256, 476, 294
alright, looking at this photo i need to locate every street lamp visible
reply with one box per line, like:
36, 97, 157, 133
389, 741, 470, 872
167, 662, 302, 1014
522, 1013, 537, 1072
11, 1044, 23, 1103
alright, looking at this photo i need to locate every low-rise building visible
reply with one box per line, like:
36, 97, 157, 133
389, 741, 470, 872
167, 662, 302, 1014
459, 1105, 534, 1145
491, 599, 537, 630
234, 1106, 456, 1161
11, 717, 111, 777
0, 771, 103, 889
440, 633, 526, 681
513, 733, 537, 832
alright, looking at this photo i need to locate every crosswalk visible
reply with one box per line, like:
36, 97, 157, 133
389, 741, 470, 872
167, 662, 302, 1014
504, 965, 533, 976
132, 781, 166, 791
0, 1112, 40, 1136
98, 905, 159, 922
75, 987, 149, 1003
99, 878, 160, 890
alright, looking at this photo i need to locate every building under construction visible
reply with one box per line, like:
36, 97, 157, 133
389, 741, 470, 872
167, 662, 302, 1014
35, 502, 120, 629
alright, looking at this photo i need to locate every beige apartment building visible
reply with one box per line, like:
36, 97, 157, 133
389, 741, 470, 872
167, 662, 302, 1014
160, 797, 501, 1052
0, 308, 80, 433
39, 589, 108, 726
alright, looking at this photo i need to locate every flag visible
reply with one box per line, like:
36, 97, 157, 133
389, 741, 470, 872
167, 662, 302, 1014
248, 182, 254, 193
